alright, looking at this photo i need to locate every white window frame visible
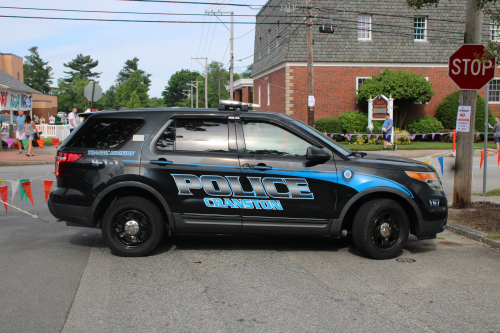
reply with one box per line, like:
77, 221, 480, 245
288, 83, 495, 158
356, 77, 371, 92
414, 17, 427, 42
490, 19, 500, 42
358, 15, 371, 40
488, 78, 500, 104
258, 85, 261, 105
267, 83, 270, 106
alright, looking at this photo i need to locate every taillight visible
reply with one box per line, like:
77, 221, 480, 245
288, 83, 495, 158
55, 152, 83, 178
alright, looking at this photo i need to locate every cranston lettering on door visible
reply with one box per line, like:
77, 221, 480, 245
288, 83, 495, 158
172, 174, 314, 210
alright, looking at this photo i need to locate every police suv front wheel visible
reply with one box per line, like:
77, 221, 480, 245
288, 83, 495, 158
352, 199, 409, 260
102, 196, 165, 257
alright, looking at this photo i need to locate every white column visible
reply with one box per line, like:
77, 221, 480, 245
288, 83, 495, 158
388, 98, 394, 121
367, 97, 375, 131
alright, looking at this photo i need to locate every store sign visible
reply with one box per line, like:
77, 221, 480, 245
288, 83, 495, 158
0, 90, 32, 111
372, 96, 387, 119
456, 105, 471, 132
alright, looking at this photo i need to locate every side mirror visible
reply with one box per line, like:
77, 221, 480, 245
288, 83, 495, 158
306, 146, 330, 162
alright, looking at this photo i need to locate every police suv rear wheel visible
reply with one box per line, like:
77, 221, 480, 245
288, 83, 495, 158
352, 199, 409, 260
102, 196, 165, 257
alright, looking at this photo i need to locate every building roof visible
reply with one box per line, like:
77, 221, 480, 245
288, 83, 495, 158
0, 68, 42, 95
252, 0, 480, 77
226, 78, 254, 90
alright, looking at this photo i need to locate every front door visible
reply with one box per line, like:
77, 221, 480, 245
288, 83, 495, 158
141, 114, 241, 233
236, 116, 337, 235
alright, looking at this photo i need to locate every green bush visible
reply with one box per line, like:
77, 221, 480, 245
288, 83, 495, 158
339, 111, 369, 133
435, 90, 495, 131
368, 120, 384, 134
314, 117, 342, 134
405, 115, 444, 134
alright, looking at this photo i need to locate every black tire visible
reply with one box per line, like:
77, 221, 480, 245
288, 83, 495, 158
352, 199, 409, 259
102, 196, 165, 257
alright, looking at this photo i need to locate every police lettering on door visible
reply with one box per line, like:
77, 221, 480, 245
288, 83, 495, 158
171, 174, 314, 210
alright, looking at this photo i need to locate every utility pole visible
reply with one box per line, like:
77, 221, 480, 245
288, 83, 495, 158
192, 57, 208, 108
306, 0, 314, 126
206, 11, 234, 100
453, 0, 483, 208
192, 80, 202, 108
187, 82, 194, 108
218, 78, 222, 101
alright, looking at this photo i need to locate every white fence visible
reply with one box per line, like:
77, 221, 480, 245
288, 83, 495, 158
1, 124, 70, 140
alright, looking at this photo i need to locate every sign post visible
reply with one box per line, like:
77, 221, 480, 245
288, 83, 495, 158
84, 81, 103, 110
483, 83, 490, 196
448, 44, 495, 207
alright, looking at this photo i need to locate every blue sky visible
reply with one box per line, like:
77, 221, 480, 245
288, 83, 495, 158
1, 0, 265, 98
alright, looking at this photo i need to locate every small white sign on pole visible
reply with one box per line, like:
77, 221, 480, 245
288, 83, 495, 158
456, 105, 471, 132
308, 95, 315, 107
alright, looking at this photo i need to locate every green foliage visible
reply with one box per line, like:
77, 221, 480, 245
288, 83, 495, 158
435, 90, 495, 131
127, 91, 142, 109
162, 69, 200, 107
53, 74, 99, 112
102, 85, 118, 110
405, 115, 444, 134
116, 71, 149, 108
241, 64, 253, 78
23, 46, 53, 94
356, 69, 435, 128
339, 111, 369, 133
116, 57, 151, 87
149, 97, 166, 108
314, 117, 342, 134
63, 54, 101, 83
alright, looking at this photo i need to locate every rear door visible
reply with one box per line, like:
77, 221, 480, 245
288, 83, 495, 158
141, 112, 242, 234
236, 115, 338, 235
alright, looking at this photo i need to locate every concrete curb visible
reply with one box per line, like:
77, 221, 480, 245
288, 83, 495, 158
0, 160, 53, 166
446, 222, 500, 249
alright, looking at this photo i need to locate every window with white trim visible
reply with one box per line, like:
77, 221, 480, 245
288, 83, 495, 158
356, 77, 371, 92
258, 85, 261, 105
267, 83, 270, 106
491, 19, 500, 41
489, 79, 500, 102
414, 17, 427, 41
358, 15, 371, 40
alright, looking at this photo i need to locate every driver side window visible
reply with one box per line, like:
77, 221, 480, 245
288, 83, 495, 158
241, 119, 311, 157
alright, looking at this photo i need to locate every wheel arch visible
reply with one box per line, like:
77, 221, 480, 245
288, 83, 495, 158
331, 187, 422, 237
91, 182, 174, 230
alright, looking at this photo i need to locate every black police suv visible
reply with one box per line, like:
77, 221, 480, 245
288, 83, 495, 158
48, 102, 447, 259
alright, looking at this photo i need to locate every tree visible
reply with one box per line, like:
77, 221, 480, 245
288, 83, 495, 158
23, 46, 53, 94
63, 54, 101, 83
102, 85, 118, 110
241, 64, 253, 78
116, 57, 152, 87
355, 69, 435, 128
127, 91, 142, 109
116, 71, 149, 108
162, 69, 200, 106
149, 97, 166, 108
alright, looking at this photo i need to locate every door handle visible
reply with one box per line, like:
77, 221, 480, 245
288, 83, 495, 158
248, 163, 272, 170
150, 158, 172, 166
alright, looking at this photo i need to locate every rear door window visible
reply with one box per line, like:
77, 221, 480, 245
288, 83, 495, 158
72, 119, 143, 148
156, 117, 229, 153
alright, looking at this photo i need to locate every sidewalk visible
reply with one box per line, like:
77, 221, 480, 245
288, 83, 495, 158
0, 146, 57, 165
446, 194, 500, 205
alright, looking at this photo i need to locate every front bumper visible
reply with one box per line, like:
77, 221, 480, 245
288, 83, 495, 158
417, 218, 447, 240
47, 198, 95, 227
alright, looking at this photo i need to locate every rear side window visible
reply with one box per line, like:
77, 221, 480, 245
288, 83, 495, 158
73, 119, 143, 148
156, 117, 228, 153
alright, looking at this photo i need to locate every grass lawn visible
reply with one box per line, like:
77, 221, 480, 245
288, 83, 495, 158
340, 141, 499, 151
474, 189, 500, 197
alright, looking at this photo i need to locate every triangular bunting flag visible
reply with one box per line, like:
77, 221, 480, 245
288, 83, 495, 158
44, 180, 54, 202
340, 134, 345, 137
37, 140, 44, 151
21, 182, 34, 206
0, 186, 7, 212
473, 147, 476, 156
20, 179, 29, 205
498, 152, 500, 167
432, 133, 436, 140
330, 134, 334, 138
422, 134, 426, 139
10, 180, 19, 204
480, 151, 484, 169
324, 131, 327, 136
7, 138, 14, 149
438, 156, 444, 176
424, 159, 430, 165
22, 139, 29, 150
477, 133, 480, 139
52, 138, 59, 149
349, 134, 352, 139
396, 134, 400, 140
404, 134, 408, 140
376, 134, 380, 139
412, 134, 417, 140
0, 180, 3, 186
440, 133, 445, 136
358, 134, 362, 139
368, 134, 372, 140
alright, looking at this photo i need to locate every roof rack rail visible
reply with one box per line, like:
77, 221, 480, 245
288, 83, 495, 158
218, 100, 260, 111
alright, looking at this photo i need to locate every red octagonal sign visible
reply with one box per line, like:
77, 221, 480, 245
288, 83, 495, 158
448, 45, 495, 90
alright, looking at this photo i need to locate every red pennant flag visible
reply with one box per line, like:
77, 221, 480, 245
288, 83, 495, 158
498, 153, 500, 167
52, 138, 59, 149
480, 151, 484, 169
21, 182, 34, 206
37, 140, 44, 151
44, 180, 54, 202
0, 186, 7, 212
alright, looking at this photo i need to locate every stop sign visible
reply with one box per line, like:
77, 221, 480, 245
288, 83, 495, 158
448, 45, 495, 90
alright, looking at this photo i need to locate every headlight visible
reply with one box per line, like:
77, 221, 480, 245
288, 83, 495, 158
405, 171, 443, 191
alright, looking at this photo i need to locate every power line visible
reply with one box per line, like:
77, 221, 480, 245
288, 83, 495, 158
118, 0, 267, 9
205, 17, 218, 57
196, 14, 206, 57
234, 27, 255, 39
238, 53, 253, 61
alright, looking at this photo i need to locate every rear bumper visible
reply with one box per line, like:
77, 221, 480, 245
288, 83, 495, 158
417, 218, 447, 240
47, 198, 95, 227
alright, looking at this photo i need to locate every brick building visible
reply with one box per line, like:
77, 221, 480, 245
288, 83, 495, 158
251, 0, 500, 126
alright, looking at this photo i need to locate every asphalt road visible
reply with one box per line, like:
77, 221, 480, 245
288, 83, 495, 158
1, 164, 499, 333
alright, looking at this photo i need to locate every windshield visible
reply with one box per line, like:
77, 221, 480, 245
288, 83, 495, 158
291, 119, 351, 157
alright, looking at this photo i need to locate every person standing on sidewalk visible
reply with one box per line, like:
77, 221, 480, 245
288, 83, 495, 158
14, 110, 25, 154
68, 108, 79, 133
489, 116, 500, 155
20, 114, 37, 157
382, 113, 397, 151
